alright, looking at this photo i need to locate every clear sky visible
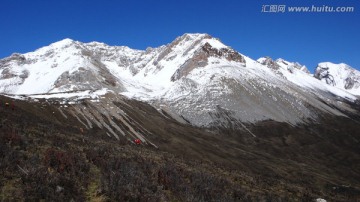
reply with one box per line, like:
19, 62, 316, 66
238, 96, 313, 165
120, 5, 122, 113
1, 0, 359, 72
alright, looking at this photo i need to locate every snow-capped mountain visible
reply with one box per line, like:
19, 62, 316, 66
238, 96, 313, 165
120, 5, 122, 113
0, 38, 149, 94
275, 58, 310, 73
0, 33, 359, 129
257, 57, 310, 74
258, 57, 360, 96
314, 62, 360, 95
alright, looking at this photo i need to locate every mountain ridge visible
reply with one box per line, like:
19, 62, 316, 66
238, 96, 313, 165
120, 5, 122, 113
0, 33, 359, 128
1, 34, 358, 94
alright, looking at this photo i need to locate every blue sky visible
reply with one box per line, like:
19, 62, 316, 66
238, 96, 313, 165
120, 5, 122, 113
1, 0, 359, 72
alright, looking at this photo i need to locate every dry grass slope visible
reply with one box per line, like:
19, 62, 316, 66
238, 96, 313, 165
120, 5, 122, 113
0, 95, 360, 201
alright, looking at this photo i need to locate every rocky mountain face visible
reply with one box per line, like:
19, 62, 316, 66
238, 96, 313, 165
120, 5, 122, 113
314, 62, 360, 94
1, 34, 359, 127
257, 57, 310, 75
1, 33, 360, 201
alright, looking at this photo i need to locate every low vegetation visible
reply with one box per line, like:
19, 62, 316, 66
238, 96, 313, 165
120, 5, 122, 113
1, 96, 359, 201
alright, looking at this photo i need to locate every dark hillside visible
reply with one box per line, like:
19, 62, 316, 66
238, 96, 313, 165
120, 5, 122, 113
1, 95, 360, 201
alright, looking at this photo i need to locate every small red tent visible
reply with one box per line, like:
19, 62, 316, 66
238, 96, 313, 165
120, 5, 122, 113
134, 139, 141, 145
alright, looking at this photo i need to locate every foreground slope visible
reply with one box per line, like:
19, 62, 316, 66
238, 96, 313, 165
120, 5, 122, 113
1, 94, 360, 201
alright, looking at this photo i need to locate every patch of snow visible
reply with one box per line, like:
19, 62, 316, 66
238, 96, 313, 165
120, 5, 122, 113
203, 38, 228, 49
26, 88, 110, 101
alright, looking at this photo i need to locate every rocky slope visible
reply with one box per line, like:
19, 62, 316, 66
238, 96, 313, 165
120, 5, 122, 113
1, 93, 360, 201
1, 34, 359, 129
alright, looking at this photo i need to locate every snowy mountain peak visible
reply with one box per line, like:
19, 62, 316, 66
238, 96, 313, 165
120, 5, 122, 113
85, 41, 107, 47
166, 34, 245, 81
257, 57, 310, 74
175, 33, 228, 51
46, 38, 77, 50
257, 57, 280, 70
275, 58, 310, 73
182, 33, 211, 39
314, 62, 360, 94
1, 33, 359, 128
130, 33, 246, 86
52, 38, 75, 45
318, 62, 351, 70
